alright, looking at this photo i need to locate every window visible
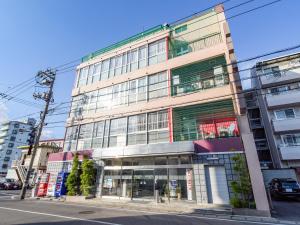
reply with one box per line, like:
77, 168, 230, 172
101, 59, 110, 80
14, 124, 19, 128
87, 64, 94, 85
109, 57, 115, 78
148, 71, 168, 99
87, 91, 98, 113
64, 126, 79, 151
148, 110, 169, 143
92, 121, 105, 148
92, 63, 101, 83
129, 49, 138, 72
270, 86, 288, 95
4, 157, 10, 162
176, 44, 189, 56
6, 150, 12, 155
97, 87, 112, 111
275, 109, 295, 120
264, 66, 281, 79
138, 45, 147, 68
175, 24, 187, 34
8, 143, 14, 148
2, 164, 7, 169
109, 118, 127, 147
77, 67, 88, 87
115, 55, 122, 76
282, 134, 300, 146
77, 124, 93, 150
12, 130, 18, 135
148, 39, 166, 65
10, 136, 16, 142
128, 114, 147, 145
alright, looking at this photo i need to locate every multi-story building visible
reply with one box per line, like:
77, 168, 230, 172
0, 118, 36, 177
63, 5, 269, 215
248, 52, 300, 179
9, 139, 64, 182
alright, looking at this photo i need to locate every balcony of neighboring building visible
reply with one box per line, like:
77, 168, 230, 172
272, 117, 300, 133
279, 145, 300, 160
259, 63, 300, 87
266, 88, 300, 109
0, 131, 8, 138
0, 125, 9, 132
249, 118, 263, 129
279, 133, 300, 160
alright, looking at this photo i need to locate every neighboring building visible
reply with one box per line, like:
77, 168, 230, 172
10, 139, 64, 183
0, 118, 36, 177
248, 52, 300, 179
63, 5, 269, 214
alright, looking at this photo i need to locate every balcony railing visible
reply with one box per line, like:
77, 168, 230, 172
172, 73, 229, 96
279, 145, 300, 160
249, 118, 263, 129
169, 33, 222, 59
272, 117, 300, 133
266, 88, 300, 108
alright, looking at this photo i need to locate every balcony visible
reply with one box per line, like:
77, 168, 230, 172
280, 145, 300, 160
260, 67, 300, 87
169, 33, 222, 59
272, 117, 300, 133
0, 132, 8, 138
266, 89, 300, 109
249, 118, 263, 129
255, 139, 269, 150
0, 125, 9, 131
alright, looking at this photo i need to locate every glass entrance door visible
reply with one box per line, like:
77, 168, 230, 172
132, 169, 154, 199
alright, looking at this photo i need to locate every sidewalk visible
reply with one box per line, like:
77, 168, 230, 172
33, 196, 300, 225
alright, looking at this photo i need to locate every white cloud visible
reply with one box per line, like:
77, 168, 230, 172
0, 103, 9, 124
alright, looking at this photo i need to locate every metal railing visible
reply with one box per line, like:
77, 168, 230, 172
169, 33, 222, 59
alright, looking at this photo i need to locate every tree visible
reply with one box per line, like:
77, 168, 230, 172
66, 153, 81, 196
80, 156, 96, 196
230, 154, 254, 208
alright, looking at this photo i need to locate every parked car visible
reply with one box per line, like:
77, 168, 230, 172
2, 179, 22, 190
269, 178, 300, 199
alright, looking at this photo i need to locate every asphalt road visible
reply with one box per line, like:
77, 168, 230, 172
0, 190, 295, 225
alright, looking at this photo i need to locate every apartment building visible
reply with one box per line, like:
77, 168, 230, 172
0, 118, 36, 177
63, 5, 269, 214
248, 52, 300, 177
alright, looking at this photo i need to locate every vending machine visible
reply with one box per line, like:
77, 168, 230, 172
46, 173, 58, 197
54, 172, 69, 197
37, 173, 50, 197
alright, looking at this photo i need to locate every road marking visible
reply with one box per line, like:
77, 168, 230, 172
0, 206, 122, 225
34, 200, 289, 225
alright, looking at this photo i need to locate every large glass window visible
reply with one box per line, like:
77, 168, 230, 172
64, 126, 79, 151
129, 49, 138, 72
109, 57, 115, 78
77, 67, 88, 87
77, 124, 93, 150
139, 45, 147, 68
128, 114, 147, 145
115, 55, 122, 76
101, 59, 110, 80
97, 87, 112, 111
148, 110, 169, 143
92, 63, 101, 83
92, 121, 105, 148
109, 118, 127, 147
148, 39, 166, 65
148, 71, 168, 99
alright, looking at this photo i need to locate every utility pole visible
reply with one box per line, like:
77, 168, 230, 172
20, 69, 56, 200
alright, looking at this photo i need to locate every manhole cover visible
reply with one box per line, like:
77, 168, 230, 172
78, 211, 95, 214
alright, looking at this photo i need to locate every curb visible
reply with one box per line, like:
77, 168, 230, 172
29, 198, 300, 225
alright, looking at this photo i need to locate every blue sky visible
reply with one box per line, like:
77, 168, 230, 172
0, 0, 299, 139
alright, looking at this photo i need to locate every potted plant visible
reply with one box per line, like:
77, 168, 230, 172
176, 185, 182, 200
163, 184, 170, 198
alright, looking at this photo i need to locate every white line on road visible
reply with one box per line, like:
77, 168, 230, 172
34, 200, 289, 225
0, 206, 122, 225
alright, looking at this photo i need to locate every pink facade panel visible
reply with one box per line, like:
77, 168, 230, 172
48, 150, 93, 162
193, 137, 244, 153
